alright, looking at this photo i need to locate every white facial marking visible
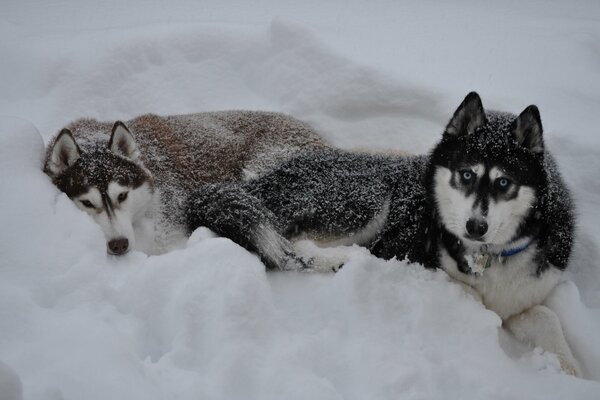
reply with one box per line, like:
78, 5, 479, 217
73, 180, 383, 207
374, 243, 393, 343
102, 182, 152, 251
74, 188, 102, 212
434, 166, 477, 238
435, 165, 536, 247
71, 182, 154, 254
489, 166, 504, 180
108, 182, 128, 206
471, 163, 485, 178
486, 186, 535, 244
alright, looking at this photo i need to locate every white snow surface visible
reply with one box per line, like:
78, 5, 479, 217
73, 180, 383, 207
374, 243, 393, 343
2, 1, 600, 398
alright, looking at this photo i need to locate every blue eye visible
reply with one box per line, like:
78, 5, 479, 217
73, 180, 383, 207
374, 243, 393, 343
496, 177, 511, 189
461, 170, 474, 182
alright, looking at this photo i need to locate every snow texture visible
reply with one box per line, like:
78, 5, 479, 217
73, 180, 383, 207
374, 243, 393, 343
186, 107, 573, 280
46, 111, 326, 252
186, 149, 428, 269
2, 1, 600, 399
429, 109, 575, 273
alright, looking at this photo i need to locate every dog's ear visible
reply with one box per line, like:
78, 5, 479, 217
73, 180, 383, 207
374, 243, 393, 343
109, 121, 140, 161
46, 129, 81, 177
444, 92, 487, 137
511, 105, 544, 153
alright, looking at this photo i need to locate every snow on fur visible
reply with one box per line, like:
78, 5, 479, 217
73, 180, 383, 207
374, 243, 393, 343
1, 1, 600, 399
44, 112, 326, 253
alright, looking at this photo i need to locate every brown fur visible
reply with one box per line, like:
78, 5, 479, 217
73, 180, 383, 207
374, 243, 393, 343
60, 112, 327, 187
46, 111, 328, 251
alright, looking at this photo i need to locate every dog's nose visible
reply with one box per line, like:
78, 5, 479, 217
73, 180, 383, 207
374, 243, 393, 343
466, 218, 488, 239
107, 238, 129, 255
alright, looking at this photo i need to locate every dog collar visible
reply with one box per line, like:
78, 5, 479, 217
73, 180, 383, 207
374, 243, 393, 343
469, 239, 534, 273
479, 238, 534, 258
498, 240, 534, 258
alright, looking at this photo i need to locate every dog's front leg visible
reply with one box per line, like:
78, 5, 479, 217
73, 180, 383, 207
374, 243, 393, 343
504, 304, 582, 377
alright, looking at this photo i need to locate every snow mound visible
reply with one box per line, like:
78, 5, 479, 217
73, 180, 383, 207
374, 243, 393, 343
1, 113, 599, 398
1, 2, 600, 398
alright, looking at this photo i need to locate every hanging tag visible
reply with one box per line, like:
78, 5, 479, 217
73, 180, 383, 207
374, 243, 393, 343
464, 244, 492, 276
465, 253, 486, 276
484, 254, 492, 269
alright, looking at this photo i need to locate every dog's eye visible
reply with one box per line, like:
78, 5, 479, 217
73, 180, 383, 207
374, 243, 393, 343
460, 170, 474, 183
117, 192, 128, 203
496, 177, 511, 189
80, 200, 94, 208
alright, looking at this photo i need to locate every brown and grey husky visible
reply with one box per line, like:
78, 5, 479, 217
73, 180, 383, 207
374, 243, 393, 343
44, 111, 326, 255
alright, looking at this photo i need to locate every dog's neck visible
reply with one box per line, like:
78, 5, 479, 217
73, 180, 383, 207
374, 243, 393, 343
436, 226, 538, 275
461, 236, 534, 257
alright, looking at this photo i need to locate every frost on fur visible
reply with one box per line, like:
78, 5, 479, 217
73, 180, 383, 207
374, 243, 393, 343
253, 225, 310, 271
444, 91, 487, 136
45, 111, 326, 254
184, 92, 578, 376
45, 129, 81, 177
511, 105, 544, 153
109, 121, 141, 161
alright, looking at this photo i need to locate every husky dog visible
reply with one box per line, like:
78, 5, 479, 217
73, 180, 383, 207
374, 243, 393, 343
186, 93, 581, 376
44, 112, 326, 255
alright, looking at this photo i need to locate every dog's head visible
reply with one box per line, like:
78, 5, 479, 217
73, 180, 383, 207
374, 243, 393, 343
44, 121, 154, 255
428, 92, 546, 248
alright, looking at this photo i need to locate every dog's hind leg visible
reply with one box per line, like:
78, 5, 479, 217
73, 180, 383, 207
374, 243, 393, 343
186, 182, 309, 271
504, 305, 582, 377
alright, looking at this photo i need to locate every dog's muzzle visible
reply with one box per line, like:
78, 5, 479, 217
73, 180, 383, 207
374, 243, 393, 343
465, 218, 488, 241
107, 238, 129, 255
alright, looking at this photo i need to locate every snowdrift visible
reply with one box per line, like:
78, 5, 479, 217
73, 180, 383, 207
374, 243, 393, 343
1, 1, 600, 398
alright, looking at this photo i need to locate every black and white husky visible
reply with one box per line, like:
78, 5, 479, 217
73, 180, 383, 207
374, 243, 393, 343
44, 112, 326, 255
186, 93, 581, 376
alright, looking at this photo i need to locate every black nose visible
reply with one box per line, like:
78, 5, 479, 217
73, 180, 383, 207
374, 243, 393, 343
108, 238, 129, 255
466, 218, 488, 239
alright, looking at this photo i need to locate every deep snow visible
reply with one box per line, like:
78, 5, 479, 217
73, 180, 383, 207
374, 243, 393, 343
1, 1, 600, 399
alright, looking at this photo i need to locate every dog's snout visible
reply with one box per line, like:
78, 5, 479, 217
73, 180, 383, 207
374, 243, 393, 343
107, 238, 129, 255
466, 218, 488, 240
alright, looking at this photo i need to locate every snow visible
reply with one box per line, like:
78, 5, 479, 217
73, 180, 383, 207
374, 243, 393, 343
1, 0, 600, 398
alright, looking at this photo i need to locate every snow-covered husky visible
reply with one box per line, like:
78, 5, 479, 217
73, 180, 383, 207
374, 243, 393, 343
44, 112, 326, 255
186, 93, 581, 376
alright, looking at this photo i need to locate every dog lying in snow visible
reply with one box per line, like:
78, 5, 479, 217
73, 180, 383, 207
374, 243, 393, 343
44, 111, 327, 254
186, 92, 582, 376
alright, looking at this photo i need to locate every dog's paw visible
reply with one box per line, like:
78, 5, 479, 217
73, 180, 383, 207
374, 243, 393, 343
282, 252, 313, 271
331, 263, 344, 273
557, 354, 583, 378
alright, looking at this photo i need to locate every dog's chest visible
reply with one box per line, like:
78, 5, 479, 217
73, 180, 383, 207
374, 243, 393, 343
440, 247, 561, 319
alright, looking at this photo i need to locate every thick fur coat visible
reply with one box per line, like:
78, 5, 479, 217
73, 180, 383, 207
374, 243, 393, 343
44, 111, 327, 253
186, 93, 581, 376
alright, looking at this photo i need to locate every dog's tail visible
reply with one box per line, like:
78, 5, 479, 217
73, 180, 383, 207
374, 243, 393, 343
186, 182, 307, 270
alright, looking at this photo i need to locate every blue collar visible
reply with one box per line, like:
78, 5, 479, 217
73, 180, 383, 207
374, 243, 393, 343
498, 239, 534, 258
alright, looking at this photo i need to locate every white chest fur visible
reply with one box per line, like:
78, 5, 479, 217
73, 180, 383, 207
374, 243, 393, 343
440, 245, 561, 319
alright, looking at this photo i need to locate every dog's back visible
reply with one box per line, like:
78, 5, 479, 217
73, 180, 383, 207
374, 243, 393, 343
49, 111, 327, 253
66, 111, 326, 186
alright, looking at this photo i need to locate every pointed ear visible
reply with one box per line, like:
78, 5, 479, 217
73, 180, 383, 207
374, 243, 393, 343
444, 92, 487, 137
109, 121, 140, 161
46, 129, 81, 177
511, 105, 544, 153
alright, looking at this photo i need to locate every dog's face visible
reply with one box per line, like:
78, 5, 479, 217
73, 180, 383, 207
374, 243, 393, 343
45, 122, 154, 255
430, 92, 545, 247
